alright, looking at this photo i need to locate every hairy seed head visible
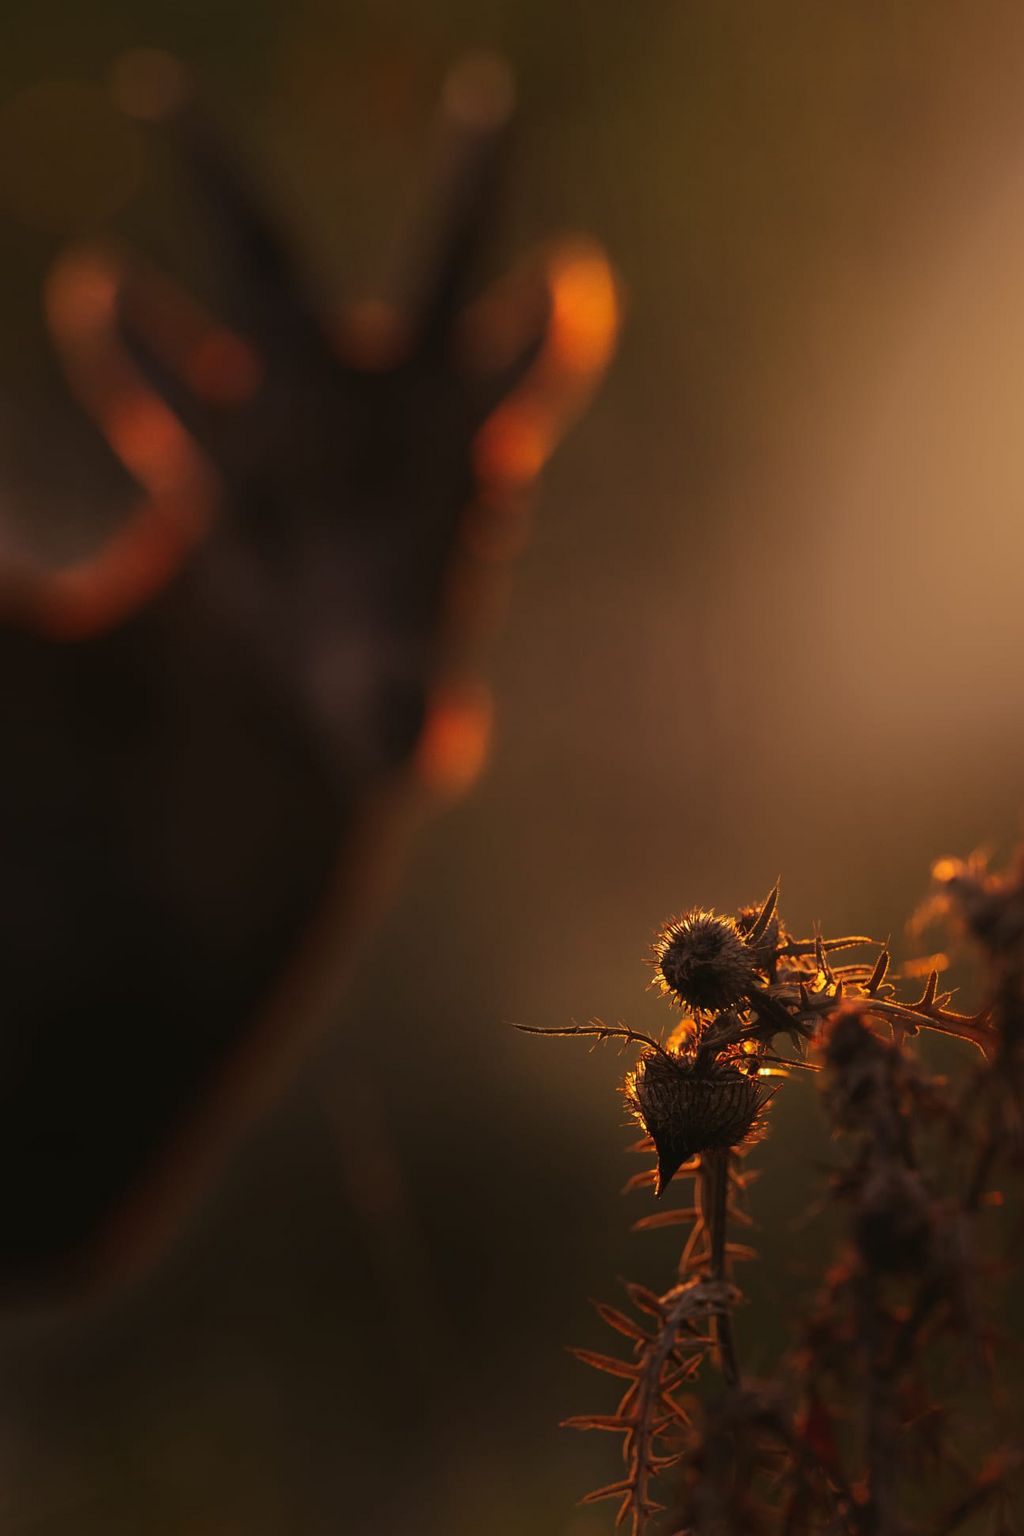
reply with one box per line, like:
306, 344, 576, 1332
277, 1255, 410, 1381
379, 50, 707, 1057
653, 909, 757, 1012
624, 1049, 766, 1193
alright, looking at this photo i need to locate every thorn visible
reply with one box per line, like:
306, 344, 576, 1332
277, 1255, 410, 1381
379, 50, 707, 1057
631, 1207, 699, 1232
659, 1393, 693, 1427
724, 1202, 756, 1228
661, 1353, 706, 1389
561, 1413, 631, 1433
724, 1242, 759, 1262
591, 1299, 652, 1342
568, 1347, 641, 1380
867, 948, 891, 994
623, 1280, 664, 1318
579, 1479, 634, 1506
747, 884, 780, 945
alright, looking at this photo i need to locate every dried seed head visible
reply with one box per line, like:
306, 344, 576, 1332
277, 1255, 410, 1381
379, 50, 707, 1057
735, 902, 781, 970
653, 909, 757, 1013
624, 1049, 766, 1193
854, 1166, 934, 1273
818, 1005, 898, 1130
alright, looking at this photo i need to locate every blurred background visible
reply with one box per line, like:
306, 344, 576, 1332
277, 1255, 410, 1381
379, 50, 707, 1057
3, 1, 1024, 1531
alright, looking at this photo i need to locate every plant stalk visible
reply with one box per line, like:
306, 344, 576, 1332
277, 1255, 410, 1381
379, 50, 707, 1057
702, 1146, 740, 1388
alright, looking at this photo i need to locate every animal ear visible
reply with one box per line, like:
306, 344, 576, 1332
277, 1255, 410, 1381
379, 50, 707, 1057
0, 247, 219, 640
470, 240, 620, 497
413, 245, 619, 794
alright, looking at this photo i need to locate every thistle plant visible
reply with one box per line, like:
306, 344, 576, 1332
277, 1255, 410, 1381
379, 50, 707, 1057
520, 867, 1024, 1535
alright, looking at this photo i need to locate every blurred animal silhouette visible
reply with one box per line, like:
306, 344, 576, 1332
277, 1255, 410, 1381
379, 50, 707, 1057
0, 51, 617, 1301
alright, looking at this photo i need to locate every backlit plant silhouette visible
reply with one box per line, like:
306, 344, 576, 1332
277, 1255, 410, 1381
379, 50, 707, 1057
521, 859, 1024, 1534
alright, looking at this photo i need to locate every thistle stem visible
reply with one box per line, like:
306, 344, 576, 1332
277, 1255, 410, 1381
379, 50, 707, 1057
859, 1268, 897, 1536
702, 1146, 740, 1387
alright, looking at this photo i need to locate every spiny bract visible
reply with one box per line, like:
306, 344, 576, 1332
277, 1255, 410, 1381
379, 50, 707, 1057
624, 1048, 768, 1194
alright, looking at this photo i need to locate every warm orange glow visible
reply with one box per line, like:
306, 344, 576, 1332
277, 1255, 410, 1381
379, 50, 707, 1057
34, 498, 208, 641
187, 330, 263, 403
45, 251, 117, 336
475, 406, 551, 489
900, 951, 950, 978
473, 240, 619, 494
665, 1018, 698, 1053
931, 858, 961, 883
116, 262, 264, 405
107, 396, 190, 487
0, 247, 221, 640
415, 682, 494, 798
548, 245, 619, 378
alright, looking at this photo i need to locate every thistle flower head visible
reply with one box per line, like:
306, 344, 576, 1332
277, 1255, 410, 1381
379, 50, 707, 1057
653, 909, 757, 1013
624, 1048, 767, 1193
